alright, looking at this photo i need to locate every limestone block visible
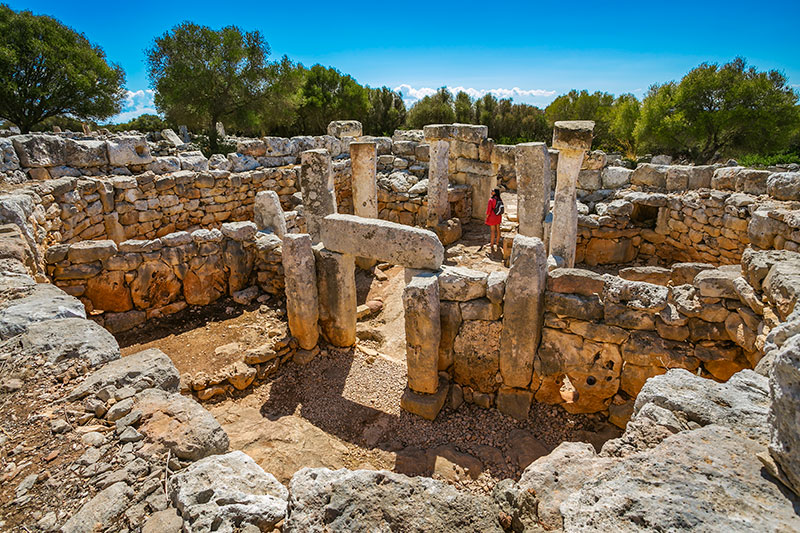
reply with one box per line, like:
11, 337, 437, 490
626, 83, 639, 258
547, 268, 606, 296
282, 234, 319, 350
500, 235, 547, 388
106, 136, 153, 166
437, 265, 487, 301
0, 138, 20, 172
602, 166, 632, 189
454, 320, 502, 393
320, 214, 443, 270
427, 140, 450, 225
315, 248, 356, 347
767, 172, 800, 201
515, 142, 551, 239
65, 139, 108, 167
161, 128, 183, 146
227, 153, 259, 172
400, 377, 449, 421
85, 270, 133, 312
451, 123, 489, 143
438, 301, 461, 370
237, 139, 267, 157
460, 298, 502, 321
619, 266, 671, 286
327, 120, 362, 139
351, 142, 378, 220
254, 190, 287, 238
552, 121, 594, 152
694, 268, 741, 299
403, 271, 441, 394
11, 134, 66, 167
577, 169, 601, 191
67, 240, 117, 263
184, 255, 226, 305
179, 151, 209, 172
486, 270, 507, 304
631, 164, 668, 189
300, 149, 336, 240
496, 386, 533, 421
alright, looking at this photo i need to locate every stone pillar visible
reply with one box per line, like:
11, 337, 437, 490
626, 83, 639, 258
315, 247, 356, 347
403, 271, 441, 394
515, 142, 551, 240
300, 149, 336, 242
549, 121, 594, 267
179, 125, 189, 143
282, 234, 319, 350
350, 142, 378, 219
499, 235, 547, 388
427, 140, 451, 226
254, 190, 286, 239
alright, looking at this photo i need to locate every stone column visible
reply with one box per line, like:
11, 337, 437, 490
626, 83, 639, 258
427, 140, 451, 226
515, 142, 551, 240
549, 121, 594, 267
300, 149, 336, 242
254, 190, 287, 239
282, 234, 319, 350
403, 271, 441, 394
499, 235, 547, 388
350, 141, 378, 270
315, 247, 357, 347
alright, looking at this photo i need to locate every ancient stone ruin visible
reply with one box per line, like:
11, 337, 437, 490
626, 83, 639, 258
0, 120, 798, 531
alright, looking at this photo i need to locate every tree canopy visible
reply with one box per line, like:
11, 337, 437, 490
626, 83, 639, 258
0, 5, 125, 132
147, 23, 285, 149
295, 65, 370, 135
634, 58, 799, 163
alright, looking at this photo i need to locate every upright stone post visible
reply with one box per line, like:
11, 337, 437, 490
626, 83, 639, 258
515, 142, 551, 240
300, 149, 336, 242
499, 235, 547, 388
315, 247, 356, 347
282, 234, 319, 350
254, 190, 287, 239
350, 141, 379, 270
549, 121, 594, 267
426, 140, 451, 226
403, 271, 441, 394
179, 125, 189, 143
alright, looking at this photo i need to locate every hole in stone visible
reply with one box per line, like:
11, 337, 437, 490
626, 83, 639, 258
586, 376, 597, 386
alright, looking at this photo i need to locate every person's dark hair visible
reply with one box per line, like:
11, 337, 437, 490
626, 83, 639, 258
492, 188, 501, 199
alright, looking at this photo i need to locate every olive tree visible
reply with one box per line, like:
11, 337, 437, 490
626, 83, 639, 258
0, 5, 125, 132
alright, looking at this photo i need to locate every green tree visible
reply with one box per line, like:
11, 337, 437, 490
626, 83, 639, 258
406, 88, 455, 128
454, 91, 474, 123
607, 93, 641, 156
243, 55, 304, 137
147, 22, 278, 151
296, 64, 370, 134
634, 58, 800, 162
0, 5, 125, 132
364, 86, 406, 136
545, 90, 615, 149
104, 113, 166, 134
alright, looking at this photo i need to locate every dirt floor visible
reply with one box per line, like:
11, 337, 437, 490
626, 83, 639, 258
116, 221, 620, 495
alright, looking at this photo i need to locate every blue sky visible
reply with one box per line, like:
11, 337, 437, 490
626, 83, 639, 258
8, 0, 800, 123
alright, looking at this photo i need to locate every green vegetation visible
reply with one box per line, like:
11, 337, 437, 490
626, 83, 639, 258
0, 5, 125, 133
105, 114, 166, 133
737, 152, 800, 167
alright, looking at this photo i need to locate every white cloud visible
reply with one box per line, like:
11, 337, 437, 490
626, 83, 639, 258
394, 84, 556, 106
109, 89, 159, 124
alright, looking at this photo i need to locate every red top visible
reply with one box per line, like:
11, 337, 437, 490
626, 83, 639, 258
485, 197, 502, 226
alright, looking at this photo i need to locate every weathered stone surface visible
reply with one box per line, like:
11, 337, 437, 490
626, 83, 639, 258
283, 234, 319, 350
460, 298, 502, 321
547, 268, 605, 296
545, 292, 603, 321
619, 266, 671, 286
500, 236, 547, 388
321, 214, 443, 270
496, 387, 533, 421
184, 256, 227, 305
178, 150, 208, 172
454, 320, 502, 393
694, 267, 741, 299
438, 301, 461, 370
403, 272, 441, 394
635, 369, 770, 443
351, 141, 378, 220
0, 283, 85, 340
85, 270, 132, 312
768, 316, 800, 496
400, 376, 449, 421
670, 261, 715, 285
327, 120, 362, 138
562, 425, 800, 533
284, 468, 503, 533
11, 134, 66, 167
762, 258, 800, 320
69, 348, 179, 400
65, 139, 108, 167
427, 140, 450, 225
766, 171, 800, 201
631, 163, 668, 188
315, 248, 356, 347
169, 450, 287, 532
61, 481, 133, 533
300, 149, 336, 240
601, 166, 633, 189
621, 331, 699, 369
0, 317, 118, 368
253, 191, 288, 240
515, 142, 551, 239
106, 136, 153, 166
130, 260, 180, 309
136, 388, 229, 460
438, 265, 487, 301
486, 270, 506, 304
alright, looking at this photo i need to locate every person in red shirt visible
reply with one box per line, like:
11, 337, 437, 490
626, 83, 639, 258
485, 188, 503, 252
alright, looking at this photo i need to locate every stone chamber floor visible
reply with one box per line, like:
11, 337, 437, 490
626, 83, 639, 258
115, 221, 620, 495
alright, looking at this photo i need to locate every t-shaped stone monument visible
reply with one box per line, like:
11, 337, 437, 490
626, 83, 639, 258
549, 121, 594, 267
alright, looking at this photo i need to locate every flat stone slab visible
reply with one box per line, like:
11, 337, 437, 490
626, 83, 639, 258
400, 376, 448, 420
320, 214, 443, 270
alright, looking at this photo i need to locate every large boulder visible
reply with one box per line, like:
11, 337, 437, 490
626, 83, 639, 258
68, 348, 179, 400
0, 283, 85, 340
135, 388, 229, 461
0, 318, 119, 368
561, 425, 800, 532
284, 468, 503, 532
106, 136, 153, 166
61, 481, 134, 533
169, 451, 287, 532
65, 139, 109, 167
633, 368, 770, 444
767, 171, 800, 201
11, 134, 66, 167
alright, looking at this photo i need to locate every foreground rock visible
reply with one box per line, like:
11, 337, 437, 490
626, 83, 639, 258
169, 451, 287, 532
562, 425, 800, 532
68, 348, 179, 400
285, 468, 503, 532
